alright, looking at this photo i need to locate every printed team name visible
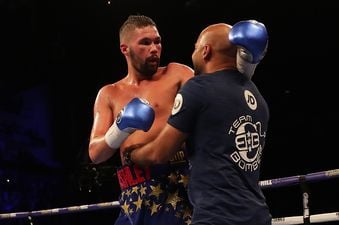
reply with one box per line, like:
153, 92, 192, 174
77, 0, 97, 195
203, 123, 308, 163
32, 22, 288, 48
228, 115, 265, 172
230, 148, 262, 172
228, 115, 253, 135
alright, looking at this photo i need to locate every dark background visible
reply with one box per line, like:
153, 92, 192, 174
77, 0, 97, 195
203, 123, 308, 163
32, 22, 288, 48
1, 0, 338, 224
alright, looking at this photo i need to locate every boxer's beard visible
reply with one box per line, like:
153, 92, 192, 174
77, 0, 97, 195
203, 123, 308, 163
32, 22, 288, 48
130, 50, 159, 79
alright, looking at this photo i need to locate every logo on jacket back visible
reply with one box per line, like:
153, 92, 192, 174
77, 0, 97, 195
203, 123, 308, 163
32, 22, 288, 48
228, 115, 266, 172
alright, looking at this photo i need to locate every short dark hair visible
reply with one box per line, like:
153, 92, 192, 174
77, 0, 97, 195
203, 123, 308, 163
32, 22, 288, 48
119, 15, 157, 43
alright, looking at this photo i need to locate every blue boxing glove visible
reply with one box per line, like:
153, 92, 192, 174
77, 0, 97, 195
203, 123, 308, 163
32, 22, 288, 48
229, 20, 268, 78
104, 98, 155, 149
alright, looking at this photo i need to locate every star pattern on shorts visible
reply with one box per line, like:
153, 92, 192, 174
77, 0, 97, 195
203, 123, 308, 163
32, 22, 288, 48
125, 189, 131, 197
132, 185, 139, 194
121, 201, 129, 215
150, 202, 161, 215
183, 206, 192, 220
135, 195, 143, 210
144, 199, 151, 207
150, 183, 162, 199
118, 169, 192, 224
166, 190, 182, 210
139, 185, 147, 196
168, 172, 178, 184
185, 217, 192, 225
179, 174, 189, 188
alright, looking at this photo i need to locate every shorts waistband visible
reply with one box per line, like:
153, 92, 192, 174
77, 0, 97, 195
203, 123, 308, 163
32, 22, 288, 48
117, 150, 189, 190
117, 164, 150, 190
117, 162, 189, 190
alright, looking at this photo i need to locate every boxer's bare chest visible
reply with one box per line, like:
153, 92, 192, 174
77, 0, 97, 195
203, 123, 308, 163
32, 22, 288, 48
112, 78, 179, 118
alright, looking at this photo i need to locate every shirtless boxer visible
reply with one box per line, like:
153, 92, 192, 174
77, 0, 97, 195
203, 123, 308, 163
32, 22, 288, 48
88, 15, 194, 225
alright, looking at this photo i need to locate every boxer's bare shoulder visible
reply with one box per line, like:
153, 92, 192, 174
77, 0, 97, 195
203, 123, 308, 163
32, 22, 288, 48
163, 62, 194, 81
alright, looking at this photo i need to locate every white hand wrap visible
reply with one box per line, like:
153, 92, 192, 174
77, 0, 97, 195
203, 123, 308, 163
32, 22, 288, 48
104, 121, 130, 149
236, 47, 258, 79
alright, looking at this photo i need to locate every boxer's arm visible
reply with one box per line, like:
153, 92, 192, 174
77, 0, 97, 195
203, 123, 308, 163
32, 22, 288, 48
89, 93, 155, 164
89, 87, 117, 164
124, 123, 188, 167
88, 82, 154, 164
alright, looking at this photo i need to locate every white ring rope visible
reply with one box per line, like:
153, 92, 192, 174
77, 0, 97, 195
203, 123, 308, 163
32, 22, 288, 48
1, 168, 339, 224
272, 212, 339, 225
0, 201, 120, 219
